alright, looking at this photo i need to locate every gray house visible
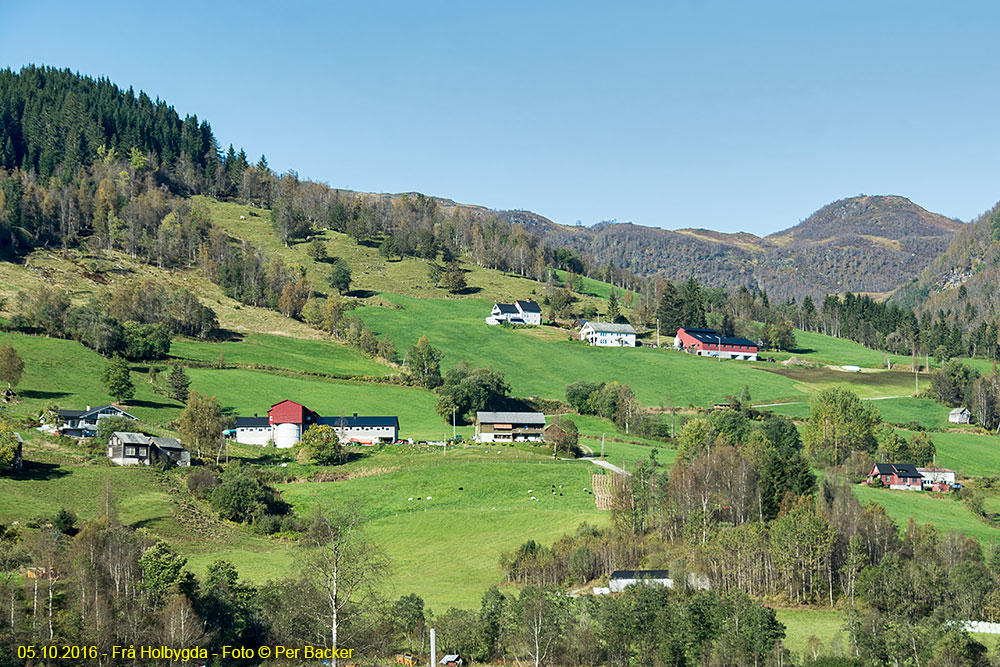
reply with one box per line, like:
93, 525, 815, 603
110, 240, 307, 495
57, 405, 138, 437
108, 432, 190, 467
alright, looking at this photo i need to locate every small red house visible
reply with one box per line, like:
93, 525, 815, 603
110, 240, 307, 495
674, 327, 759, 360
867, 463, 923, 490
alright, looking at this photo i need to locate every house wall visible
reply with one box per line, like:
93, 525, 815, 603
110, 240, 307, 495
337, 424, 397, 444
476, 423, 544, 442
236, 426, 273, 445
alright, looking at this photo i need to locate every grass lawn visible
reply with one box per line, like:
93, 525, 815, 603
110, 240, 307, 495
171, 332, 394, 378
777, 608, 845, 658
186, 368, 465, 441
279, 451, 606, 608
854, 484, 1000, 545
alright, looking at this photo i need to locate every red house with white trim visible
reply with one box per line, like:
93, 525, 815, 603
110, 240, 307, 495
867, 463, 923, 490
674, 327, 759, 361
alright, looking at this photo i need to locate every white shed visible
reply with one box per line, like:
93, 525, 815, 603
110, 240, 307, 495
949, 407, 971, 424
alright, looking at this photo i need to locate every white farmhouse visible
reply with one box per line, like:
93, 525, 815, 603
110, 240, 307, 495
485, 300, 542, 326
580, 321, 636, 347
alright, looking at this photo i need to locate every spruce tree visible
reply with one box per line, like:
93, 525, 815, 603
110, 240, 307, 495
168, 364, 191, 403
655, 281, 682, 333
607, 287, 621, 322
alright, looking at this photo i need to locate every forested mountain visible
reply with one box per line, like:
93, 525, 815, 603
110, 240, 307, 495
498, 195, 963, 301
893, 200, 1000, 328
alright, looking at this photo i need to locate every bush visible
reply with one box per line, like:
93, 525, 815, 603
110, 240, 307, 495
53, 508, 77, 534
186, 468, 219, 499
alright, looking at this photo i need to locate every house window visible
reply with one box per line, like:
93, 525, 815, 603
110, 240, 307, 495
139, 448, 147, 456
126, 447, 136, 456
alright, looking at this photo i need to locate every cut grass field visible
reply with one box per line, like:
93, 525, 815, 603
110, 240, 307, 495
171, 333, 394, 378
772, 329, 914, 369
356, 294, 809, 407
854, 484, 1000, 545
279, 450, 607, 609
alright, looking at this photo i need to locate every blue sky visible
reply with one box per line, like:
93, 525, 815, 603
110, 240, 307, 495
2, 1, 998, 235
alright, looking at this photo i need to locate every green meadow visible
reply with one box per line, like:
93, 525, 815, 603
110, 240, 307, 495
854, 484, 1000, 545
355, 294, 808, 407
171, 333, 394, 378
772, 329, 914, 369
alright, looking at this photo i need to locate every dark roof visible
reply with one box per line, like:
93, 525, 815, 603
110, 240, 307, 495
610, 570, 672, 580
477, 411, 546, 425
235, 417, 270, 428
150, 436, 184, 450
318, 416, 399, 428
680, 328, 756, 347
516, 300, 542, 313
872, 463, 922, 478
58, 405, 138, 420
494, 303, 518, 314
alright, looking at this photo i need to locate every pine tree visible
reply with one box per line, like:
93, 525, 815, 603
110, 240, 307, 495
655, 281, 682, 333
168, 364, 191, 403
607, 287, 621, 322
101, 356, 135, 404
680, 278, 706, 327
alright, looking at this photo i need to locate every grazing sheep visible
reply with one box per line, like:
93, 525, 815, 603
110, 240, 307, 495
239, 215, 246, 220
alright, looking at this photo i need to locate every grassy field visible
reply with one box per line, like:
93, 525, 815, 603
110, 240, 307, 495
854, 484, 1000, 545
772, 329, 915, 369
356, 294, 812, 407
0, 332, 183, 423
281, 450, 606, 608
172, 333, 394, 378
762, 397, 952, 431
903, 430, 1000, 478
777, 608, 845, 658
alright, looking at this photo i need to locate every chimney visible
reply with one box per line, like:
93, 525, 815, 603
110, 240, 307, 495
353, 412, 358, 418
86, 405, 91, 411
254, 413, 258, 418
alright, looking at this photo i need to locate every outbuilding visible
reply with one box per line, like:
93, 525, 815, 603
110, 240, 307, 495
674, 327, 759, 360
949, 407, 971, 424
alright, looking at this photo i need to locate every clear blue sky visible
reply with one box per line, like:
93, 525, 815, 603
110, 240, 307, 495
2, 1, 998, 235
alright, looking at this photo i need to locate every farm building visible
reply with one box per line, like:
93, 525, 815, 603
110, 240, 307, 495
233, 401, 399, 447
107, 432, 190, 467
674, 327, 759, 361
485, 299, 542, 326
608, 570, 674, 592
475, 411, 546, 442
918, 467, 957, 491
318, 414, 400, 444
949, 407, 971, 424
56, 405, 138, 437
867, 463, 923, 490
439, 656, 464, 667
580, 321, 636, 347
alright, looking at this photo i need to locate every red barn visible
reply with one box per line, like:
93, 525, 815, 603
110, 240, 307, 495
867, 463, 923, 490
674, 327, 759, 361
268, 400, 318, 447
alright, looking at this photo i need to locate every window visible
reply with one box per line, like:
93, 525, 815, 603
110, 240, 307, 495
139, 448, 147, 456
126, 447, 136, 456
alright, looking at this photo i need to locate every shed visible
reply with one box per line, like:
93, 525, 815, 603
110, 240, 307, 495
949, 407, 971, 424
440, 655, 464, 667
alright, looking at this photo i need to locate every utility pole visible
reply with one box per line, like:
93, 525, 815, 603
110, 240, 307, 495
430, 628, 436, 667
452, 405, 456, 440
656, 318, 660, 348
601, 432, 605, 459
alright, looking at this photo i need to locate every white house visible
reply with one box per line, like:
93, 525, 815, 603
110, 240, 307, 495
234, 416, 272, 445
318, 414, 400, 444
485, 300, 541, 326
918, 467, 957, 486
949, 407, 971, 424
514, 300, 542, 325
580, 321, 636, 347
